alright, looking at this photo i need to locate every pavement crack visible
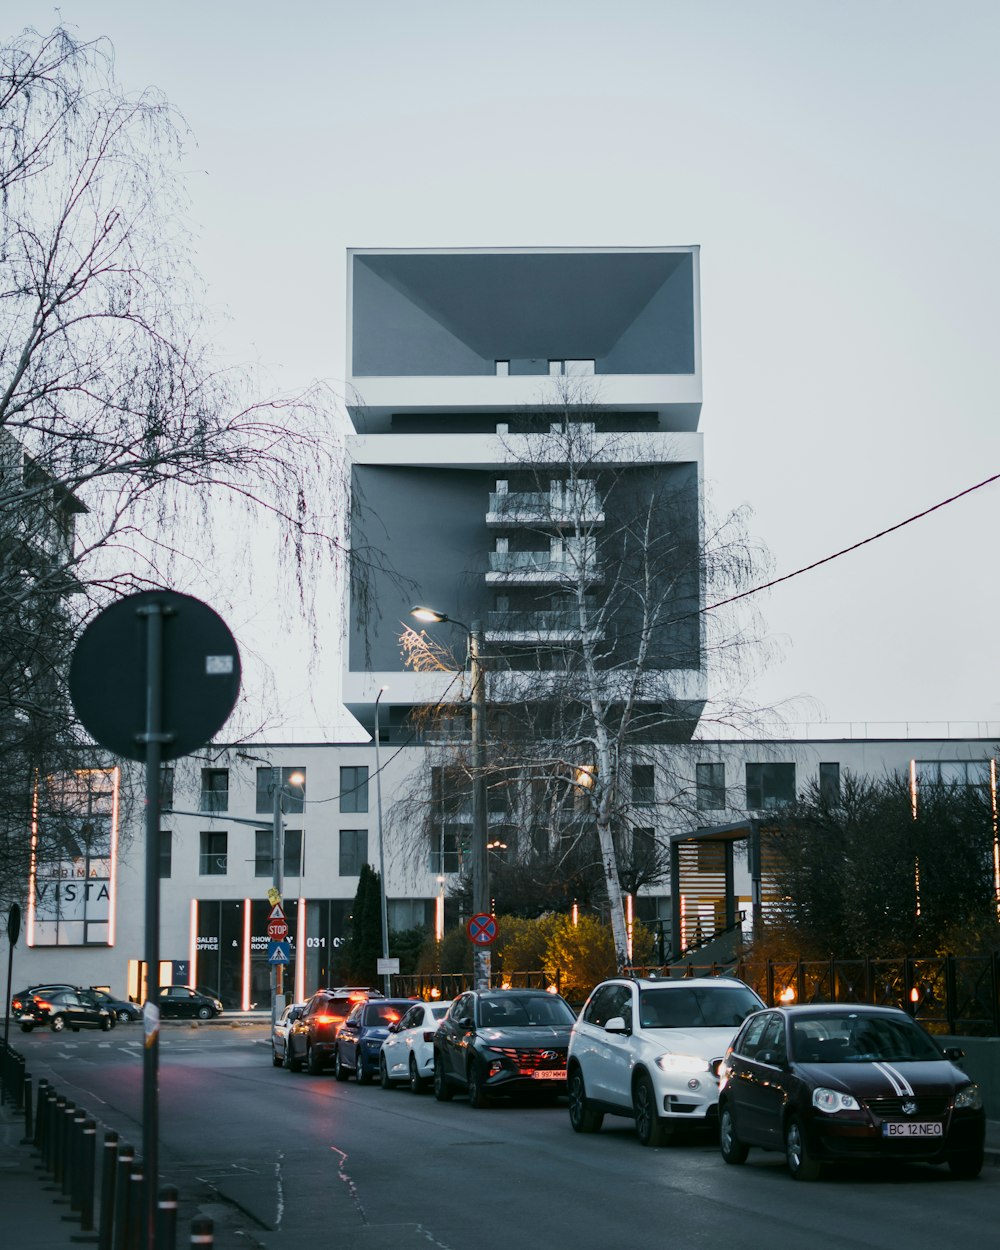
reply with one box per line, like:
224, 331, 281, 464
330, 1145, 367, 1224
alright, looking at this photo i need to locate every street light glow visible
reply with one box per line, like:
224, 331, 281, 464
410, 605, 447, 623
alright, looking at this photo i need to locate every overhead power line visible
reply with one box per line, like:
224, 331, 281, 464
703, 472, 1000, 614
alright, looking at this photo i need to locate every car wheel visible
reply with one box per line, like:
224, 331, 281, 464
309, 1044, 327, 1077
467, 1062, 489, 1109
356, 1055, 372, 1084
433, 1053, 453, 1101
567, 1067, 603, 1134
409, 1055, 424, 1095
50, 1014, 66, 1033
116, 1010, 131, 1023
379, 1054, 392, 1089
100, 1016, 113, 1033
633, 1071, 669, 1147
20, 1022, 33, 1032
785, 1116, 822, 1181
719, 1103, 749, 1165
947, 1148, 984, 1180
286, 1043, 302, 1074
197, 1006, 212, 1020
333, 1048, 350, 1081
272, 1046, 283, 1068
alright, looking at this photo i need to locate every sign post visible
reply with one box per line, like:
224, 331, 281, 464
2, 903, 21, 1065
69, 591, 240, 1249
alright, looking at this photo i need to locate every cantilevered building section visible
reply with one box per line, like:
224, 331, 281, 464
343, 247, 706, 740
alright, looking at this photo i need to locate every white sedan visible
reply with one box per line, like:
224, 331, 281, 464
379, 1000, 452, 1092
272, 1001, 306, 1067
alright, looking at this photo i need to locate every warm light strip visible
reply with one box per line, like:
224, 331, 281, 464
189, 899, 198, 986
435, 892, 444, 943
909, 759, 918, 819
26, 775, 39, 945
625, 892, 634, 962
242, 900, 251, 1011
108, 767, 120, 946
296, 898, 307, 1003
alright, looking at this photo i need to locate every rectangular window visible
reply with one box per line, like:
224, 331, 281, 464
200, 768, 229, 813
819, 762, 841, 804
339, 830, 368, 876
495, 360, 509, 376
255, 829, 303, 877
256, 767, 306, 814
631, 764, 655, 806
284, 830, 302, 878
340, 766, 369, 813
199, 830, 228, 876
429, 829, 462, 874
158, 830, 172, 879
745, 763, 796, 811
159, 768, 174, 809
254, 830, 272, 878
633, 826, 656, 863
564, 359, 596, 376
914, 760, 992, 788
696, 762, 726, 811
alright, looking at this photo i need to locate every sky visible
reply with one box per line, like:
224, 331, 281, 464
11, 1, 1000, 741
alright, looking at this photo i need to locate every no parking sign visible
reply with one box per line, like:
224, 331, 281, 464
466, 912, 498, 946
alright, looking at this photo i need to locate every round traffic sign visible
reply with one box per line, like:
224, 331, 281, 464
69, 590, 241, 762
466, 912, 498, 946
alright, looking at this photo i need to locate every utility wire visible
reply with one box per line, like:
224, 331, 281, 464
703, 471, 1000, 613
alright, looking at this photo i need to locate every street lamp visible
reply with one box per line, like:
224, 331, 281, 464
410, 605, 490, 992
373, 687, 391, 995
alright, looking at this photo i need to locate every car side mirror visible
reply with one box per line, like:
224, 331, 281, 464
758, 1049, 786, 1067
942, 1046, 965, 1061
605, 1016, 629, 1035
388, 1023, 400, 1033
458, 1016, 475, 1030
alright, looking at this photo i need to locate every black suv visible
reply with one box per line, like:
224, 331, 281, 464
434, 988, 577, 1107
286, 988, 382, 1074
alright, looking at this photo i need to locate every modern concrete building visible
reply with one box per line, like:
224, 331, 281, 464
343, 246, 706, 741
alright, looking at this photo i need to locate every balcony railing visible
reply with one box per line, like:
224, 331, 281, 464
487, 488, 604, 527
486, 550, 602, 583
486, 609, 604, 641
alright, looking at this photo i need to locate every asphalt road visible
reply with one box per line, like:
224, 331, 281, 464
12, 1023, 998, 1250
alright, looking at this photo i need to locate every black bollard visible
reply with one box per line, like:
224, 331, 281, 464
125, 1158, 144, 1250
157, 1185, 179, 1250
33, 1077, 49, 1149
189, 1216, 214, 1248
53, 1095, 68, 1183
77, 1118, 98, 1234
70, 1105, 88, 1211
111, 1143, 134, 1250
97, 1131, 119, 1250
61, 1100, 78, 1198
22, 1071, 33, 1144
43, 1087, 58, 1172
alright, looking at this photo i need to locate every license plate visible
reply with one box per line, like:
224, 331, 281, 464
531, 1069, 565, 1080
882, 1121, 943, 1137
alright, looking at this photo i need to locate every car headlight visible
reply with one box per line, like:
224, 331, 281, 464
954, 1084, 982, 1111
812, 1087, 860, 1113
655, 1053, 711, 1075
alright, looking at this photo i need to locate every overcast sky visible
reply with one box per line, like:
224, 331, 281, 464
13, 1, 1000, 739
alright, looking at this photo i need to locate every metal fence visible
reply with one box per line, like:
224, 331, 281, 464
395, 953, 1000, 1036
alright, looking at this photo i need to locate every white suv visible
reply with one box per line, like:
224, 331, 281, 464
567, 976, 764, 1146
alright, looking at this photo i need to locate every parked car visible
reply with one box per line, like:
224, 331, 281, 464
157, 985, 223, 1020
286, 988, 377, 1074
87, 989, 142, 1023
379, 1000, 453, 1092
434, 988, 577, 1107
272, 1001, 306, 1067
717, 1004, 986, 1180
19, 987, 113, 1033
566, 975, 765, 1145
334, 998, 415, 1083
11, 984, 74, 1018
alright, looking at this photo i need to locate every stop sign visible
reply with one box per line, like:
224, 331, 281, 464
267, 918, 289, 940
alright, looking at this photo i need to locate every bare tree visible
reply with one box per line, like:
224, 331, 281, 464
0, 25, 358, 910
399, 385, 771, 967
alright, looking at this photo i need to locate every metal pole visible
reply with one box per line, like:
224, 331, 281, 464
270, 766, 283, 1029
138, 600, 167, 1250
374, 688, 390, 996
469, 622, 490, 991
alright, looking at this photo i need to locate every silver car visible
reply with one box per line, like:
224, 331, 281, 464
272, 1001, 306, 1067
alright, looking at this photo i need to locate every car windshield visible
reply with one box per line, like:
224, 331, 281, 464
791, 1013, 943, 1063
638, 985, 762, 1029
478, 995, 575, 1027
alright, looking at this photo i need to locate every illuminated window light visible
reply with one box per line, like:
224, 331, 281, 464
296, 898, 307, 1004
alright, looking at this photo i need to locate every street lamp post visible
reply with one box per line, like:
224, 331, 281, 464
411, 606, 490, 991
373, 687, 391, 995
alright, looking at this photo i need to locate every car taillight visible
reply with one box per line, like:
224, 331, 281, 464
422, 1031, 437, 1043
34, 998, 52, 1011
315, 1014, 341, 1025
